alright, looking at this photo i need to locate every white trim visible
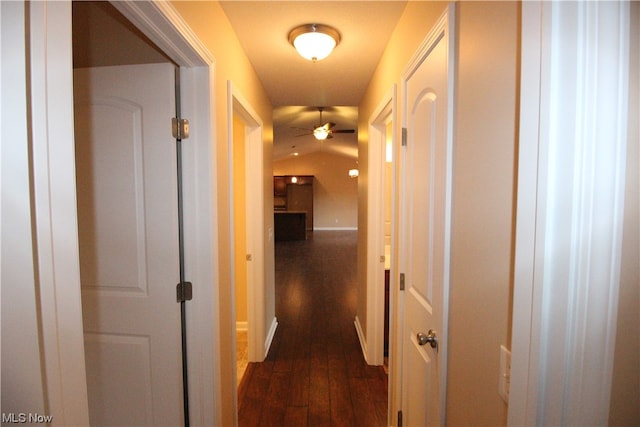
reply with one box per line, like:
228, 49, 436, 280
1, 2, 51, 418
313, 227, 358, 231
509, 2, 630, 425
366, 86, 397, 367
179, 64, 219, 427
353, 316, 369, 362
35, 0, 221, 424
110, 1, 214, 67
264, 317, 279, 359
28, 2, 90, 424
227, 81, 270, 366
507, 2, 544, 423
228, 77, 269, 427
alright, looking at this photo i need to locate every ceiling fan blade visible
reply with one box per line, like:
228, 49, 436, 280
303, 108, 355, 139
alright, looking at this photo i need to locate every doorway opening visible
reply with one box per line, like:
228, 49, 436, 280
366, 88, 397, 374
228, 83, 269, 412
71, 2, 219, 424
232, 112, 250, 386
236, 123, 387, 424
72, 1, 183, 423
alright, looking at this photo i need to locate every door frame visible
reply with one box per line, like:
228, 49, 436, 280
396, 5, 455, 424
227, 81, 269, 366
31, 0, 220, 424
508, 2, 631, 425
365, 85, 397, 368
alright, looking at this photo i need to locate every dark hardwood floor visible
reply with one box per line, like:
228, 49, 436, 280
238, 231, 388, 427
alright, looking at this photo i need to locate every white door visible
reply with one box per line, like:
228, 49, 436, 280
399, 9, 453, 427
74, 63, 183, 426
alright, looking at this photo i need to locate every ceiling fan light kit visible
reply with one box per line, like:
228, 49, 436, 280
288, 24, 340, 62
293, 107, 356, 141
313, 125, 330, 140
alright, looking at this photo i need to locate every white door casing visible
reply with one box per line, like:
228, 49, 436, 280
75, 63, 183, 426
27, 0, 218, 424
227, 80, 276, 425
98, 3, 221, 424
399, 5, 454, 426
227, 81, 274, 368
366, 86, 397, 368
508, 2, 631, 425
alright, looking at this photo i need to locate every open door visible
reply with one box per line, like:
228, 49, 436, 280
398, 6, 454, 426
75, 63, 184, 425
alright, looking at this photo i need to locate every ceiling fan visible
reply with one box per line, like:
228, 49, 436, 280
294, 107, 356, 140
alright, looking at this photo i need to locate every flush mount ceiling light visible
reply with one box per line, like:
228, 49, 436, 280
288, 24, 340, 62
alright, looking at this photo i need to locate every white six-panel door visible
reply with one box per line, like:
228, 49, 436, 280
399, 7, 453, 426
74, 63, 183, 426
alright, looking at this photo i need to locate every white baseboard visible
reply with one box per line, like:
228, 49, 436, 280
264, 317, 278, 358
354, 316, 369, 363
313, 227, 358, 231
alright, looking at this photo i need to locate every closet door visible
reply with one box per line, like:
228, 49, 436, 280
75, 63, 183, 426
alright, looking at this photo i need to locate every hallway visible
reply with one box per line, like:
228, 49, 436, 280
237, 231, 388, 427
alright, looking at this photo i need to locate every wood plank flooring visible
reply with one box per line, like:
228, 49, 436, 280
238, 231, 388, 427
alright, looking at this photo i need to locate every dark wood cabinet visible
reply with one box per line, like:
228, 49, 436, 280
287, 182, 313, 231
274, 211, 306, 241
273, 175, 314, 237
274, 176, 287, 196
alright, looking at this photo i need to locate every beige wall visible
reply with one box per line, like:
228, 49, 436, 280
233, 115, 248, 325
170, 2, 274, 424
273, 151, 358, 229
357, 0, 447, 345
358, 2, 518, 425
609, 2, 640, 425
446, 3, 518, 425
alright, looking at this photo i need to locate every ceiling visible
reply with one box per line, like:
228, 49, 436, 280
219, 1, 408, 160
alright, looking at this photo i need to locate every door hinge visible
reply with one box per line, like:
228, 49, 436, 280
399, 273, 405, 291
176, 281, 193, 302
172, 118, 190, 140
401, 127, 407, 146
398, 410, 403, 427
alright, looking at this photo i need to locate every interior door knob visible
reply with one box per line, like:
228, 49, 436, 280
417, 329, 438, 350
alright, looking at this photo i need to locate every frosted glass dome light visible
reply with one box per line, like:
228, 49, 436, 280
288, 24, 340, 62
